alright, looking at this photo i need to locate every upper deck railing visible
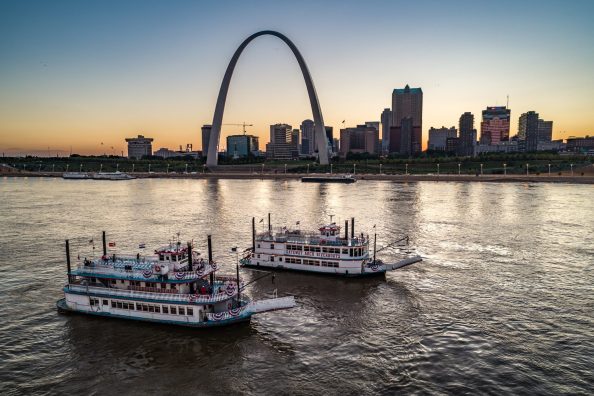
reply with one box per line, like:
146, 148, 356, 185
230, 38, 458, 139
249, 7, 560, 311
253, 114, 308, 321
256, 230, 368, 247
67, 282, 238, 304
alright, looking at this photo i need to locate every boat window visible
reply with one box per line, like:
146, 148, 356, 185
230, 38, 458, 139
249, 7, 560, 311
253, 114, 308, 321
149, 305, 155, 313
122, 303, 128, 309
172, 255, 177, 262
257, 254, 260, 258
271, 256, 274, 262
116, 302, 123, 309
162, 306, 169, 314
155, 306, 160, 313
136, 303, 141, 310
178, 307, 185, 315
159, 254, 164, 260
103, 299, 108, 305
187, 307, 193, 316
270, 244, 274, 249
111, 301, 116, 308
279, 257, 282, 262
171, 307, 177, 315
257, 244, 260, 248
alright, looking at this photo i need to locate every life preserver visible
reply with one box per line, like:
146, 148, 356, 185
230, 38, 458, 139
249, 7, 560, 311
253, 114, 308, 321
154, 265, 161, 273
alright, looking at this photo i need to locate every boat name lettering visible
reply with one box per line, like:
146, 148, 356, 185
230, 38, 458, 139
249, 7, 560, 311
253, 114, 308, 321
287, 250, 340, 259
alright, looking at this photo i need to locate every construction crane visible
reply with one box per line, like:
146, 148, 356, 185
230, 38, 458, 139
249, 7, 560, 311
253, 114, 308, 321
222, 122, 253, 135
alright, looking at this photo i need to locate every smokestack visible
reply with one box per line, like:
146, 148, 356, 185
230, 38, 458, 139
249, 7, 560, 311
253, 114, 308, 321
345, 220, 349, 240
207, 235, 214, 290
102, 231, 107, 256
268, 213, 271, 232
187, 241, 194, 294
351, 217, 355, 238
252, 217, 256, 251
65, 239, 72, 284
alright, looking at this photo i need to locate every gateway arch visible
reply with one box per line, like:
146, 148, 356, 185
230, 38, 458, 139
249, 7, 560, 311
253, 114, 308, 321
206, 30, 330, 167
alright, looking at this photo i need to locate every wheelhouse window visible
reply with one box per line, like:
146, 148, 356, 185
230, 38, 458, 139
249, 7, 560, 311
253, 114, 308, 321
187, 307, 193, 316
103, 300, 108, 305
159, 254, 164, 260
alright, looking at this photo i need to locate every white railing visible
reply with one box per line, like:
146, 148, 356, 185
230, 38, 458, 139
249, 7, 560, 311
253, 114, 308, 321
67, 284, 237, 304
73, 263, 217, 281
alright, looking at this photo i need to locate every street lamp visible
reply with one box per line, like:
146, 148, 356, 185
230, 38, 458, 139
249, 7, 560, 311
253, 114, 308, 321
570, 163, 574, 176
503, 163, 507, 176
526, 163, 529, 176
202, 164, 206, 174
52, 164, 55, 172
405, 163, 408, 175
353, 163, 356, 175
166, 164, 169, 174
284, 164, 287, 174
100, 163, 103, 172
148, 163, 151, 173
307, 164, 309, 174
38, 164, 42, 172
437, 163, 440, 176
132, 163, 135, 173
380, 163, 382, 174
185, 163, 188, 174
116, 163, 119, 172
261, 163, 264, 175
66, 164, 69, 172
79, 163, 83, 172
330, 163, 333, 174
458, 163, 461, 175
548, 163, 551, 176
480, 163, 483, 175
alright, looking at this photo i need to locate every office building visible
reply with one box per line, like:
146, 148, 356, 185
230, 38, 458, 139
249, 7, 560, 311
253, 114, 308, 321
518, 111, 540, 152
381, 108, 392, 153
428, 126, 457, 151
266, 123, 299, 159
325, 126, 334, 153
566, 136, 594, 153
391, 85, 423, 154
538, 120, 553, 143
226, 135, 259, 159
201, 125, 212, 155
480, 106, 510, 145
125, 135, 153, 159
300, 119, 315, 155
458, 112, 477, 157
339, 124, 379, 157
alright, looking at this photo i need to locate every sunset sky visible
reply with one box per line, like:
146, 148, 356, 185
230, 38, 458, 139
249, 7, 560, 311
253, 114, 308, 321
1, 0, 593, 156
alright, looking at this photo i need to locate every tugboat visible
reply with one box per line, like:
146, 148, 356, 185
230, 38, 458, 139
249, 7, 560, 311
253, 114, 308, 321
57, 232, 296, 327
241, 215, 422, 277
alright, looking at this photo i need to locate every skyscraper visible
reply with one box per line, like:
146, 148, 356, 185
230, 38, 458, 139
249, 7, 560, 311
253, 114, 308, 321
538, 120, 553, 143
226, 135, 259, 159
458, 112, 477, 157
300, 119, 315, 155
391, 85, 423, 155
480, 106, 510, 145
266, 124, 299, 159
325, 126, 334, 153
518, 111, 540, 152
381, 108, 392, 152
201, 125, 212, 155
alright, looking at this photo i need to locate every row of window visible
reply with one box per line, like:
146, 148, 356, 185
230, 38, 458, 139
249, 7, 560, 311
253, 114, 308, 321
89, 298, 194, 316
158, 253, 186, 262
275, 244, 357, 255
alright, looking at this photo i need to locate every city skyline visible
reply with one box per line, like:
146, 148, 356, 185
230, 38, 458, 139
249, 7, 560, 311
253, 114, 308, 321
1, 0, 594, 156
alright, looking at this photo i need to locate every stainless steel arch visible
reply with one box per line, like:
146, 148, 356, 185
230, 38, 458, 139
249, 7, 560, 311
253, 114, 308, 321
206, 30, 329, 166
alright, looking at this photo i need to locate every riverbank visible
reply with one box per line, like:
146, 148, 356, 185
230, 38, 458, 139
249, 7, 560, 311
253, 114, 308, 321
3, 171, 594, 184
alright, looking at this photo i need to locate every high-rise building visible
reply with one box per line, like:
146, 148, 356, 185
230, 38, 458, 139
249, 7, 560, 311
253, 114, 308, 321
480, 106, 510, 145
339, 124, 379, 157
201, 125, 212, 155
428, 126, 457, 151
391, 84, 423, 154
266, 124, 299, 159
518, 111, 540, 152
458, 112, 477, 157
381, 108, 392, 153
538, 120, 553, 143
125, 135, 153, 159
300, 119, 315, 155
226, 135, 259, 159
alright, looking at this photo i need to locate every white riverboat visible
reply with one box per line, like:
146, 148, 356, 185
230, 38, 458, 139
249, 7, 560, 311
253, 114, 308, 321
63, 172, 90, 179
92, 171, 135, 180
57, 233, 296, 327
241, 216, 422, 277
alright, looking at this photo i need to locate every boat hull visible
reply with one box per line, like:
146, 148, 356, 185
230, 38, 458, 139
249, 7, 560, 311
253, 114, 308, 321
241, 262, 386, 278
56, 298, 251, 328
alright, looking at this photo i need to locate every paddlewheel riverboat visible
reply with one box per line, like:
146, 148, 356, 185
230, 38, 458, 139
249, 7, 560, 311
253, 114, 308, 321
241, 215, 422, 277
57, 233, 295, 327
